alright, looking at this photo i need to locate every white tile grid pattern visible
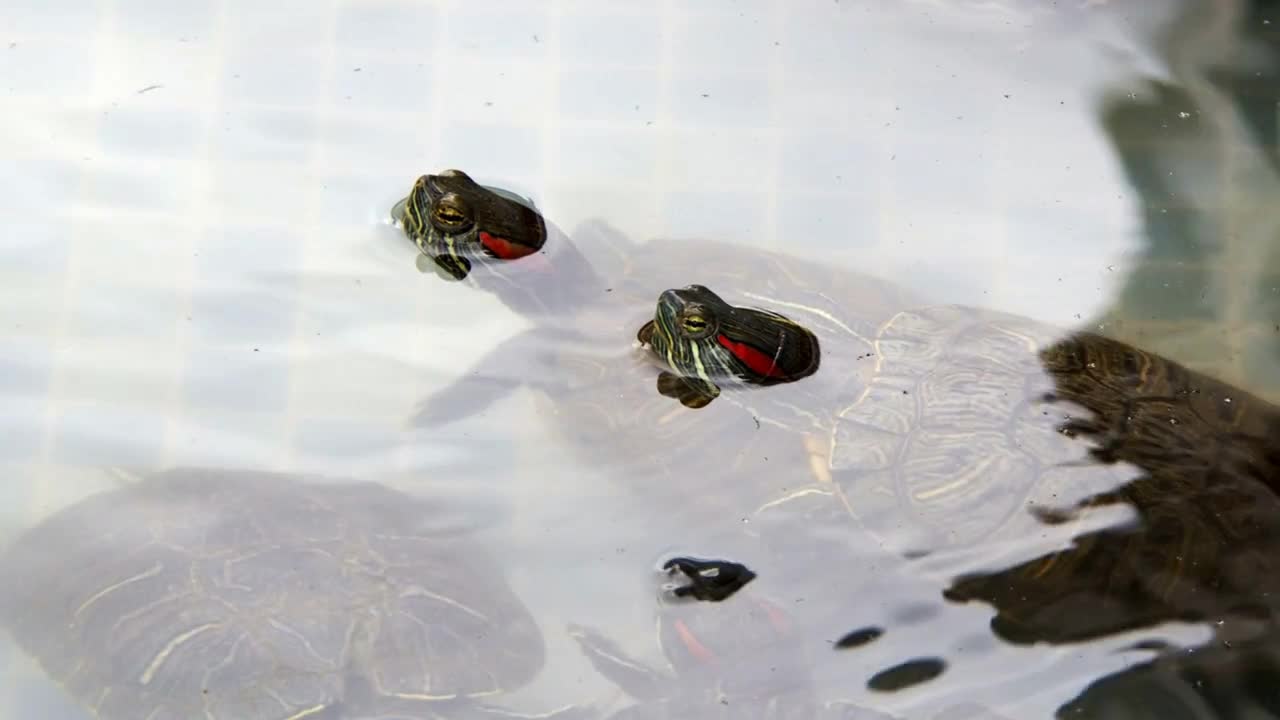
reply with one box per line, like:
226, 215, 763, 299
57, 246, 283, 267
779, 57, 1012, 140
0, 1, 1163, 717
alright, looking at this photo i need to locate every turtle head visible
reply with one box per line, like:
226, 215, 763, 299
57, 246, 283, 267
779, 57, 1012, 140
393, 170, 621, 321
636, 284, 821, 408
392, 169, 547, 281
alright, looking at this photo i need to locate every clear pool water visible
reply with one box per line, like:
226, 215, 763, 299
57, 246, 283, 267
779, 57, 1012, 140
2, 0, 1278, 718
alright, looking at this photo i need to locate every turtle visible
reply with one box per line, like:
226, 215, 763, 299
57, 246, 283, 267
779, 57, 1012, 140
565, 557, 930, 720
566, 561, 823, 720
389, 170, 548, 282
392, 169, 1280, 563
0, 467, 582, 720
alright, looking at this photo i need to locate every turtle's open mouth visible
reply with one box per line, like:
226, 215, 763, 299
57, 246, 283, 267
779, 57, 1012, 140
636, 320, 656, 345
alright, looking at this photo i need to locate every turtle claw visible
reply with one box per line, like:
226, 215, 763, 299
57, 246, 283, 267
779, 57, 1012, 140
636, 319, 656, 345
663, 556, 756, 602
656, 372, 720, 409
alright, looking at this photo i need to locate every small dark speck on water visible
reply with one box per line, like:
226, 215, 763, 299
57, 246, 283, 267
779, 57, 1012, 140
136, 84, 163, 94
701, 93, 709, 98
902, 390, 908, 395
253, 348, 259, 352
1003, 93, 1010, 99
753, 416, 761, 429
8, 42, 15, 49
353, 67, 362, 72
532, 34, 540, 43
484, 101, 493, 107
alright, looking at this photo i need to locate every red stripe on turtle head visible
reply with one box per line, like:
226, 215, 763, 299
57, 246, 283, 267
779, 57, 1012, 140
480, 231, 541, 260
716, 334, 788, 379
756, 598, 791, 633
673, 619, 717, 664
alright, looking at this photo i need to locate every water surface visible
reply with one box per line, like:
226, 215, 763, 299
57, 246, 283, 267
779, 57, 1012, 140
1, 0, 1278, 718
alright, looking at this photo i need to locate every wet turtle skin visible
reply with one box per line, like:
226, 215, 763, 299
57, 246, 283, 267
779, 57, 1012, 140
0, 468, 556, 720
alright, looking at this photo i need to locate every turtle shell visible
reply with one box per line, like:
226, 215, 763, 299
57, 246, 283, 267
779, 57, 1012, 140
512, 233, 1280, 560
0, 468, 546, 720
517, 224, 927, 530
828, 304, 1280, 555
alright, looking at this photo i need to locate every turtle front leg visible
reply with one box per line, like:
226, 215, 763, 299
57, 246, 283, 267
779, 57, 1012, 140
411, 329, 569, 428
567, 623, 670, 704
655, 371, 720, 409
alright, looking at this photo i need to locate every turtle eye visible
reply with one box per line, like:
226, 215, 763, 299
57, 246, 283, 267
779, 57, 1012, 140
679, 311, 713, 338
430, 192, 473, 232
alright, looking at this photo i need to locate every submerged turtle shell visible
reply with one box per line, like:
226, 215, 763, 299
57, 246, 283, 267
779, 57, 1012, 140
0, 468, 545, 720
826, 303, 1280, 553
505, 222, 926, 521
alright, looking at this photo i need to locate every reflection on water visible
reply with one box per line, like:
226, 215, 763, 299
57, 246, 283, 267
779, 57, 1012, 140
1088, 0, 1280, 403
2, 0, 1279, 718
939, 329, 1280, 715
